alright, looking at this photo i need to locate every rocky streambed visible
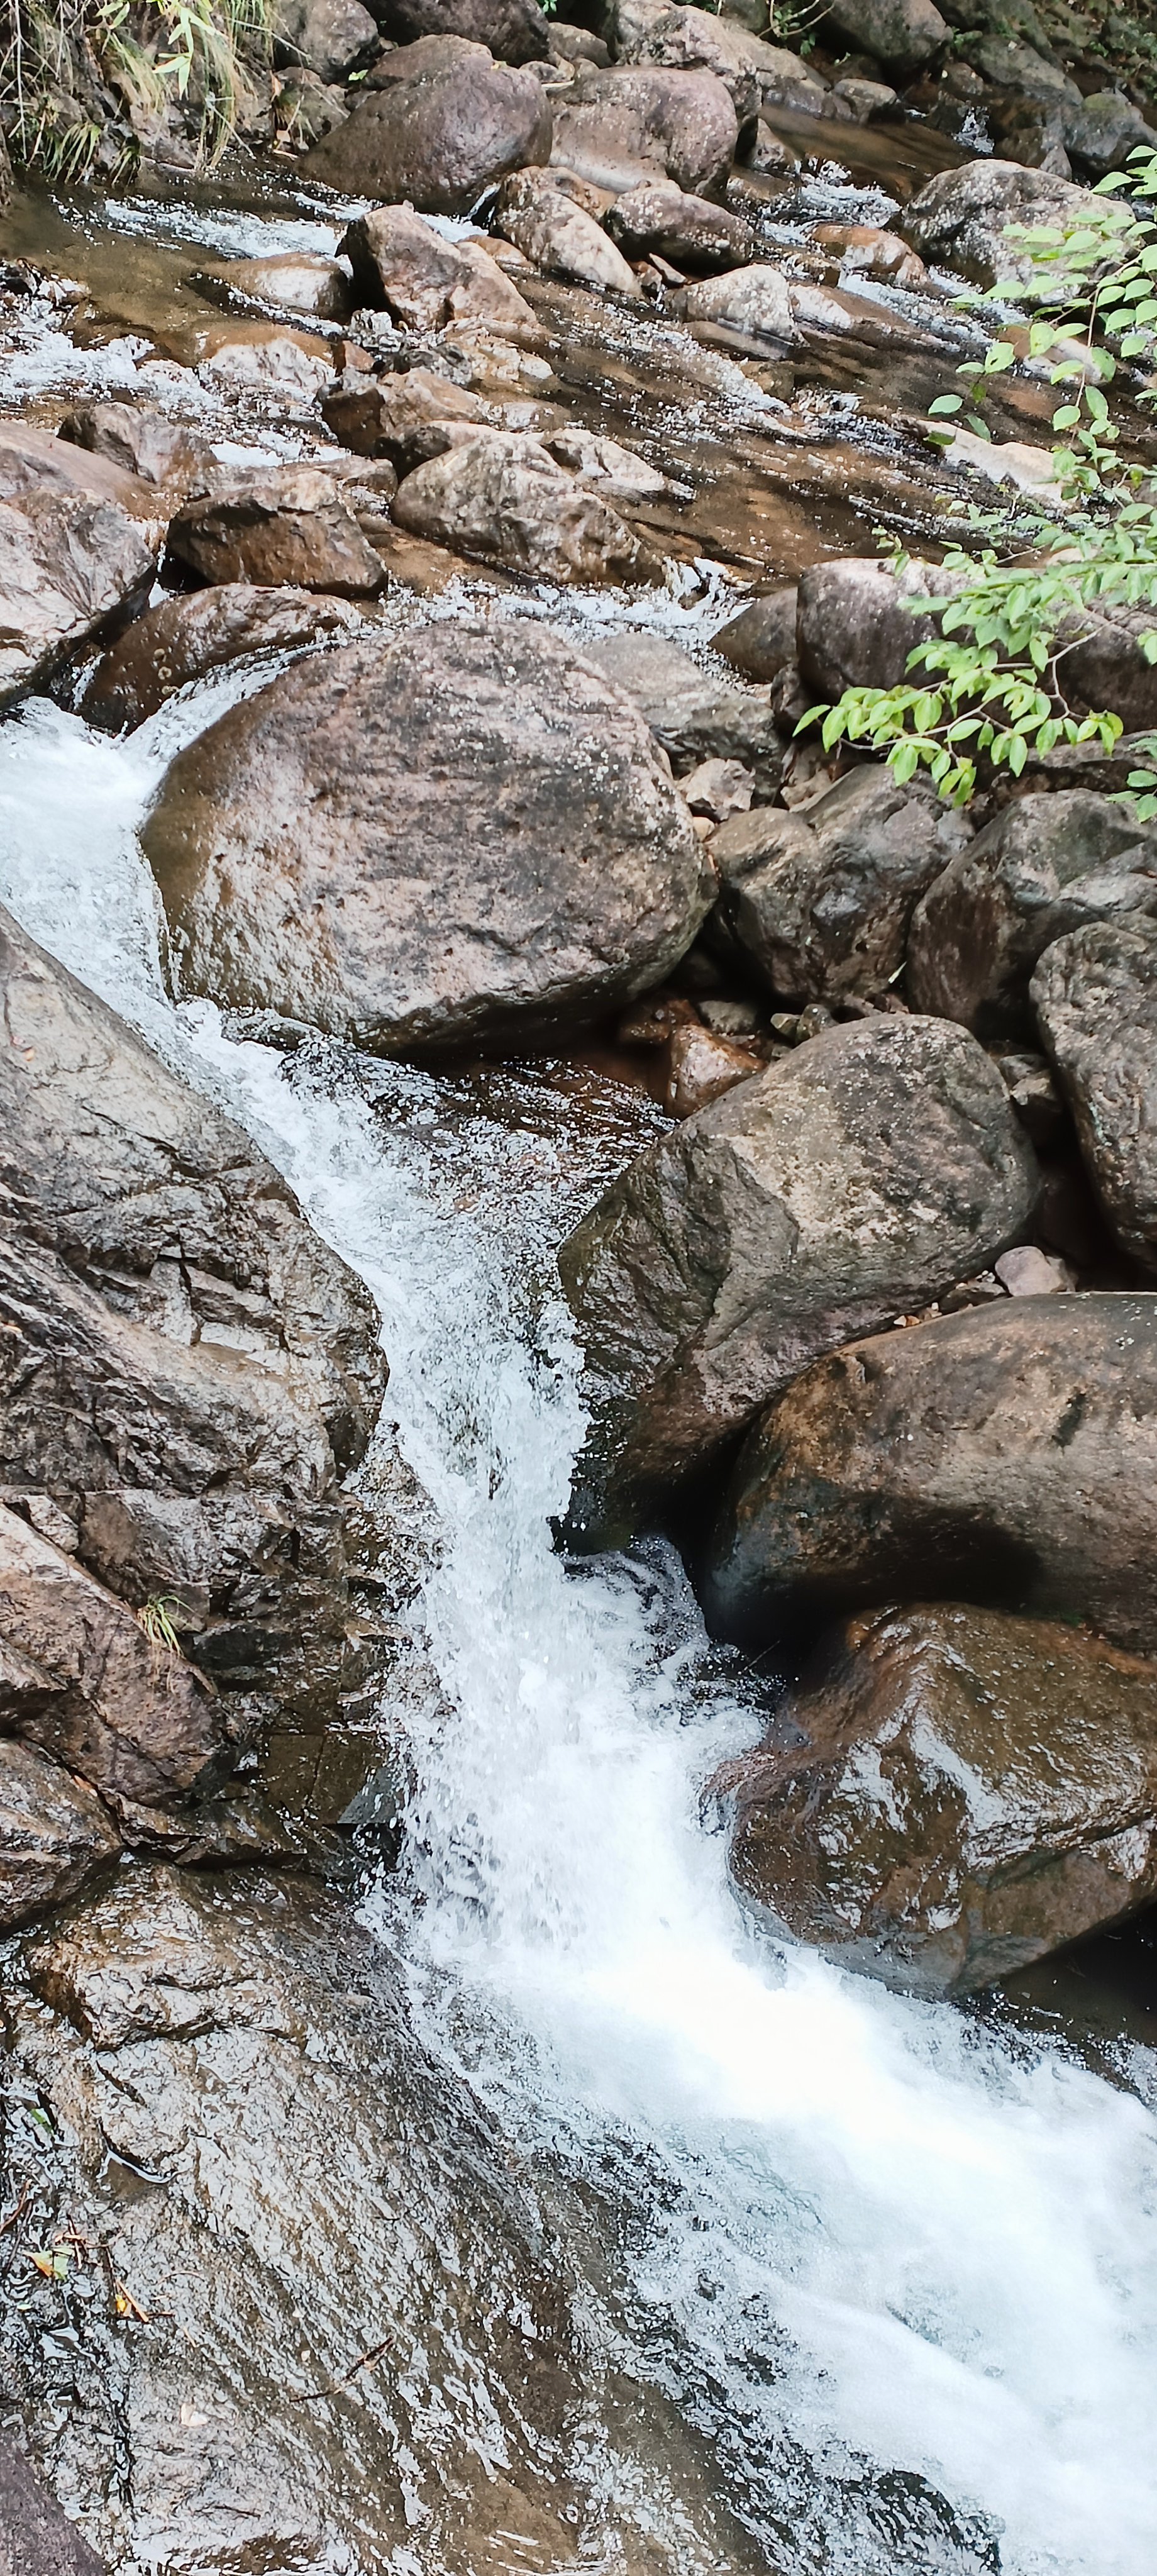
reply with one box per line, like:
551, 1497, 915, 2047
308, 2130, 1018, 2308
2, 6, 1157, 2571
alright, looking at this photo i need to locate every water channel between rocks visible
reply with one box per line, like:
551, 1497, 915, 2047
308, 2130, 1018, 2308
3, 165, 1157, 2576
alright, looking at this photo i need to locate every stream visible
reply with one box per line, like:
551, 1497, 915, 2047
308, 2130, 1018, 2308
3, 158, 1157, 2576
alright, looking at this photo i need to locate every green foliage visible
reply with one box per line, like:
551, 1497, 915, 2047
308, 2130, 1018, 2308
807, 148, 1157, 811
1, 0, 274, 181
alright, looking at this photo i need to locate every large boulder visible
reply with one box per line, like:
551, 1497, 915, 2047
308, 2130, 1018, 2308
0, 434, 157, 704
550, 64, 738, 194
605, 175, 754, 270
321, 365, 490, 472
558, 1016, 1038, 1541
0, 1739, 120, 1937
0, 904, 387, 1786
706, 1292, 1157, 1655
712, 584, 798, 682
795, 554, 959, 702
165, 467, 388, 599
583, 628, 780, 780
906, 789, 1157, 1039
57, 402, 211, 494
390, 429, 655, 579
711, 765, 971, 1004
305, 34, 552, 210
340, 204, 538, 332
720, 1602, 1157, 1997
608, 0, 826, 120
140, 620, 713, 1055
1032, 919, 1157, 1270
272, 0, 379, 79
682, 263, 797, 345
0, 2429, 106, 2576
377, 0, 550, 60
82, 584, 365, 731
902, 158, 1112, 290
492, 169, 643, 296
0, 1865, 585, 2571
822, 0, 947, 70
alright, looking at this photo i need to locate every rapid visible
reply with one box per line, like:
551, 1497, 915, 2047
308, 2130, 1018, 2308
3, 655, 1156, 2575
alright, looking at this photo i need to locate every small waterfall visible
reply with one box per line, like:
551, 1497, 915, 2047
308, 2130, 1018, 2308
3, 689, 1156, 2576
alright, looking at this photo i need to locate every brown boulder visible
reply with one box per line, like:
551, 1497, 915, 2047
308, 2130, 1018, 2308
140, 618, 713, 1054
1032, 919, 1157, 1269
906, 790, 1157, 1039
82, 584, 364, 731
378, 0, 550, 61
272, 0, 379, 80
340, 204, 538, 332
321, 365, 490, 469
0, 1739, 120, 1937
711, 765, 971, 1005
722, 1602, 1157, 1997
492, 169, 643, 296
214, 252, 355, 322
706, 1292, 1157, 1654
606, 176, 754, 270
390, 429, 654, 580
57, 402, 211, 493
0, 435, 157, 704
165, 466, 387, 597
552, 64, 738, 194
558, 1016, 1038, 1541
306, 34, 552, 211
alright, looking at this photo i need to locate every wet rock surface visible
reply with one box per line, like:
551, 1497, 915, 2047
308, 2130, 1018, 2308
707, 1292, 1157, 1656
560, 1016, 1038, 1541
141, 618, 712, 1053
165, 465, 389, 597
720, 1602, 1157, 1997
0, 436, 157, 704
0, 1740, 120, 1937
0, 2431, 106, 2576
82, 582, 365, 730
341, 203, 538, 331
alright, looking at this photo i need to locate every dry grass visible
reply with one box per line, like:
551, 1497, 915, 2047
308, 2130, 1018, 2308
0, 0, 274, 183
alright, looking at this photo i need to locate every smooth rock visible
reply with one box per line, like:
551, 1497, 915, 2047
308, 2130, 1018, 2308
558, 1015, 1038, 1540
823, 0, 947, 70
321, 364, 490, 469
57, 402, 211, 492
0, 2428, 107, 2576
994, 1242, 1074, 1292
0, 904, 386, 1743
665, 1020, 763, 1114
712, 584, 797, 680
584, 628, 780, 779
711, 764, 971, 1004
1032, 919, 1157, 1270
0, 1738, 120, 1936
306, 35, 552, 211
902, 157, 1112, 289
391, 428, 653, 579
706, 1292, 1157, 1654
553, 64, 738, 193
0, 436, 157, 704
809, 219, 930, 287
493, 168, 642, 294
906, 789, 1157, 1039
721, 1602, 1157, 1996
218, 251, 355, 321
340, 204, 538, 331
795, 553, 958, 701
165, 466, 387, 597
831, 75, 898, 118
140, 619, 713, 1054
82, 584, 364, 731
378, 0, 550, 59
606, 175, 754, 269
273, 0, 379, 79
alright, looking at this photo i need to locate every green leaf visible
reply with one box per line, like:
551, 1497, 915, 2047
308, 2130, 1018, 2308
928, 394, 964, 416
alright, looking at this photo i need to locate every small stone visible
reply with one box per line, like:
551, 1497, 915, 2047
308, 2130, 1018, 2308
665, 1021, 763, 1116
994, 1245, 1075, 1296
682, 756, 754, 821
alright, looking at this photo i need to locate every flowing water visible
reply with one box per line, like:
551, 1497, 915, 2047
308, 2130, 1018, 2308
3, 660, 1157, 2576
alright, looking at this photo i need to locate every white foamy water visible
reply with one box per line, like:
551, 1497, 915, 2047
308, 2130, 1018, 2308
1, 691, 1156, 2576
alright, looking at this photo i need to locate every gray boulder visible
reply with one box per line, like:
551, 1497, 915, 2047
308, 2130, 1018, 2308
0, 432, 157, 704
0, 2429, 106, 2576
711, 764, 971, 1004
340, 204, 538, 331
822, 0, 948, 71
140, 619, 713, 1055
583, 627, 781, 780
306, 33, 552, 210
706, 1292, 1157, 1655
682, 263, 797, 344
321, 365, 490, 471
712, 583, 797, 680
165, 466, 387, 599
605, 175, 755, 269
377, 0, 550, 60
390, 429, 655, 579
720, 1602, 1157, 1997
209, 250, 355, 321
272, 0, 378, 79
82, 584, 365, 731
1032, 919, 1157, 1270
795, 553, 960, 701
902, 157, 1110, 290
558, 1015, 1038, 1541
492, 169, 642, 296
1064, 89, 1157, 179
906, 789, 1157, 1039
551, 64, 738, 194
57, 402, 211, 493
